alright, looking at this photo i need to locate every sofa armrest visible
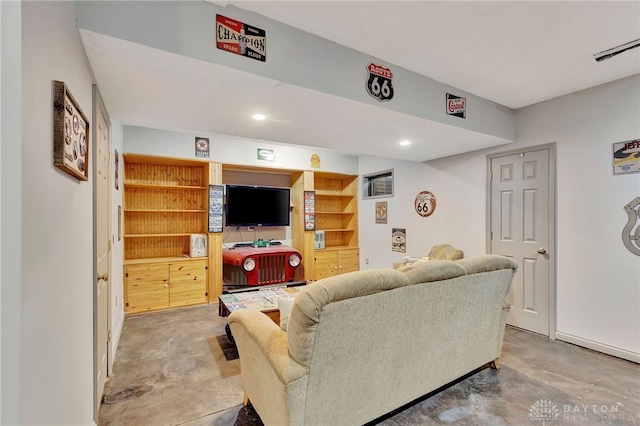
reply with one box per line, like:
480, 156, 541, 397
228, 309, 308, 384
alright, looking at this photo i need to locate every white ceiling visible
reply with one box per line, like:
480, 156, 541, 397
80, 1, 640, 162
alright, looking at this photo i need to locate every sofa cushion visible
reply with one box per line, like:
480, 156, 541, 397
398, 259, 467, 284
427, 244, 464, 260
277, 297, 295, 331
458, 255, 518, 275
286, 268, 410, 367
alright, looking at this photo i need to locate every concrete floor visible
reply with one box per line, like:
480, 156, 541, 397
99, 304, 639, 426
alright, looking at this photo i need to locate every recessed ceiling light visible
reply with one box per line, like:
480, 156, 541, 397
399, 140, 411, 146
252, 113, 266, 121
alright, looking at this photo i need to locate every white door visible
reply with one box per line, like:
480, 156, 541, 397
95, 90, 111, 415
489, 147, 553, 336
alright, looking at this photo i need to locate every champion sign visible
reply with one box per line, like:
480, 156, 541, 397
446, 93, 466, 118
216, 14, 266, 62
366, 63, 394, 102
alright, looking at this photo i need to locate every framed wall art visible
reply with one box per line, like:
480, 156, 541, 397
375, 201, 387, 224
52, 81, 89, 181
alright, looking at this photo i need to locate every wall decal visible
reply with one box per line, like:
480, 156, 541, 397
613, 139, 639, 175
446, 93, 466, 118
216, 14, 266, 62
622, 196, 640, 256
366, 63, 394, 102
415, 191, 436, 217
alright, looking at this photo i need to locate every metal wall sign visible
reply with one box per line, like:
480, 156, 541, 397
415, 191, 436, 217
446, 93, 466, 118
622, 196, 640, 256
613, 139, 640, 175
195, 137, 210, 158
216, 14, 266, 62
366, 63, 394, 102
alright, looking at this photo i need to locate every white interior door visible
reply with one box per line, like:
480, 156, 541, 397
489, 147, 553, 336
95, 90, 111, 415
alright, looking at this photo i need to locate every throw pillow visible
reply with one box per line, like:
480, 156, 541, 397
277, 297, 295, 331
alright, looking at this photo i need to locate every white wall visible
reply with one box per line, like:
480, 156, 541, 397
1, 1, 22, 423
515, 76, 639, 357
359, 76, 640, 359
21, 2, 95, 424
110, 120, 124, 370
124, 125, 359, 175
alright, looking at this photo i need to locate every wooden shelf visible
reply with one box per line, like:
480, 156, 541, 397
124, 183, 206, 190
315, 191, 354, 197
123, 256, 206, 265
125, 209, 207, 213
316, 211, 355, 215
125, 233, 199, 238
317, 228, 355, 233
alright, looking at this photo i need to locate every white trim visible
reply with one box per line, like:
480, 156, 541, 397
555, 332, 640, 364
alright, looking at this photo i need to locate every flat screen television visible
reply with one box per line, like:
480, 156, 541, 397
225, 184, 291, 227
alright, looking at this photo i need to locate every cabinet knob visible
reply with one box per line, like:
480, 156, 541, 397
164, 283, 169, 287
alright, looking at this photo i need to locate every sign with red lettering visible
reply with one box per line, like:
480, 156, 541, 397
446, 93, 466, 119
216, 15, 266, 62
613, 138, 640, 175
366, 63, 394, 102
415, 191, 436, 217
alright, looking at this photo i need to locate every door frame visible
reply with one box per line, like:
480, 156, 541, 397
485, 142, 557, 339
92, 85, 112, 421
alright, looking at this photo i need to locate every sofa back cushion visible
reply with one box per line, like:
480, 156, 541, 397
286, 268, 410, 367
397, 259, 467, 284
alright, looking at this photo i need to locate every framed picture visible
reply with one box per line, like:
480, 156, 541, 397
375, 201, 387, 224
114, 149, 120, 190
304, 191, 316, 231
52, 81, 89, 181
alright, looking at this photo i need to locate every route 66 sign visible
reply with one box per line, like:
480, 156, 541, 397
366, 63, 394, 102
415, 191, 436, 217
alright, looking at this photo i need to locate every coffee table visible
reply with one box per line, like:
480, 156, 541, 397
218, 283, 305, 341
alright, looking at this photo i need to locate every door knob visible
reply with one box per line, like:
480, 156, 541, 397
537, 248, 547, 255
97, 272, 109, 281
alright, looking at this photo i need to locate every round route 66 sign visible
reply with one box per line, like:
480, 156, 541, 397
415, 191, 436, 217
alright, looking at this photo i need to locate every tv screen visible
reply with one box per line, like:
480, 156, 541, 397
225, 185, 291, 227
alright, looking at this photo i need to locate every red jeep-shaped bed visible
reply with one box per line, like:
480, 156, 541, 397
222, 243, 302, 288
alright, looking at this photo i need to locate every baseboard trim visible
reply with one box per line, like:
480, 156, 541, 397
555, 332, 640, 364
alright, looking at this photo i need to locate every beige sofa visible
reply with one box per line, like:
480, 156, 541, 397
228, 255, 518, 426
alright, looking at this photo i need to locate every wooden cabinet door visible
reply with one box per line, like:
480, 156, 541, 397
314, 250, 338, 280
169, 260, 207, 307
125, 263, 169, 313
338, 249, 359, 274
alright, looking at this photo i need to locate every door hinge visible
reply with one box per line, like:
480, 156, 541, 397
489, 171, 493, 181
107, 330, 112, 342
108, 240, 112, 251
109, 150, 112, 162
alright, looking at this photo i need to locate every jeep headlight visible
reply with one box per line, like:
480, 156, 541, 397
288, 254, 301, 268
243, 257, 256, 272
